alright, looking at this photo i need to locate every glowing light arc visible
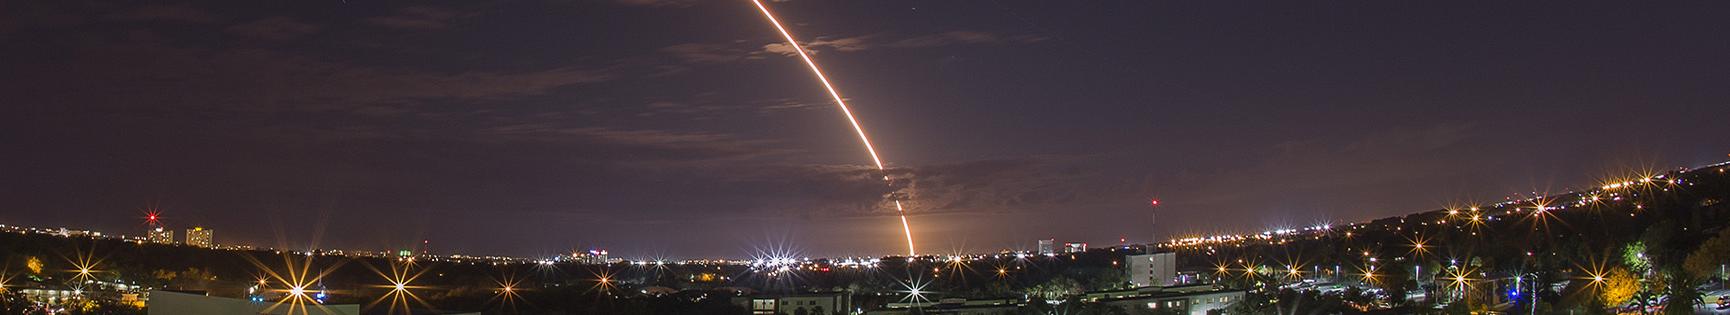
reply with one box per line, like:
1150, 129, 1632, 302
751, 0, 916, 256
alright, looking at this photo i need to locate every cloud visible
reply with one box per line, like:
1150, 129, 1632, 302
660, 43, 750, 64
609, 0, 797, 7
890, 156, 1139, 216
714, 156, 1140, 219
2, 42, 615, 114
633, 101, 733, 118
112, 4, 221, 24
732, 123, 1485, 242
548, 127, 746, 153
225, 17, 321, 41
753, 98, 825, 114
611, 0, 700, 7
664, 31, 1045, 65
762, 35, 873, 56
365, 6, 468, 30
889, 31, 1048, 48
758, 31, 1045, 57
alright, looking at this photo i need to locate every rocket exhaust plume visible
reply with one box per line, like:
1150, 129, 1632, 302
750, 0, 917, 256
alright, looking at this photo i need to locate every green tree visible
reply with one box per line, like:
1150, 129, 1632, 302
1624, 242, 1651, 274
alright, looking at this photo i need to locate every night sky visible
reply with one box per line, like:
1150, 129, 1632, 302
3, 0, 1728, 258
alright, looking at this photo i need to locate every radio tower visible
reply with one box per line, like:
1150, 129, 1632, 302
1148, 199, 1160, 254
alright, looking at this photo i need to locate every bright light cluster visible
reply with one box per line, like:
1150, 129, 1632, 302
1154, 163, 1721, 251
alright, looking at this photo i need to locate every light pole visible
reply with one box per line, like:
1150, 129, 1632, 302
1530, 276, 1537, 315
1415, 265, 1422, 287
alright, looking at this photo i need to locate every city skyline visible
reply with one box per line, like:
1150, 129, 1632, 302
3, 0, 1730, 258
5, 158, 1724, 262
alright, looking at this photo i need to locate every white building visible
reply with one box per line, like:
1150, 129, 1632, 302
1091, 285, 1243, 315
1127, 252, 1176, 288
1037, 239, 1056, 256
732, 292, 851, 315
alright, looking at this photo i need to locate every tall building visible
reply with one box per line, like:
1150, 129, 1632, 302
1037, 239, 1056, 256
588, 249, 609, 264
571, 249, 610, 264
147, 227, 175, 244
1064, 242, 1088, 253
1127, 252, 1177, 288
185, 227, 214, 248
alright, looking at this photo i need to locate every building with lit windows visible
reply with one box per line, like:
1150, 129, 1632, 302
1063, 242, 1088, 253
147, 227, 174, 245
1127, 252, 1176, 288
1036, 239, 1056, 256
1086, 285, 1244, 315
185, 227, 213, 248
731, 292, 852, 315
871, 298, 1019, 314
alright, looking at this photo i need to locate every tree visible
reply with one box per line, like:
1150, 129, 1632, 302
25, 257, 42, 275
1639, 220, 1686, 270
1342, 286, 1376, 311
168, 267, 217, 291
1683, 228, 1730, 283
1658, 268, 1702, 315
1600, 266, 1638, 309
1027, 277, 1083, 300
0, 291, 28, 314
1624, 242, 1651, 275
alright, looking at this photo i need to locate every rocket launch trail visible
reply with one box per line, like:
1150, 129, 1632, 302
749, 0, 918, 256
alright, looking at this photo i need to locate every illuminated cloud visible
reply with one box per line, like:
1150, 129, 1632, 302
759, 31, 1045, 57
763, 35, 873, 56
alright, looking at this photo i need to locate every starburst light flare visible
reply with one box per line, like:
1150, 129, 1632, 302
364, 260, 433, 315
